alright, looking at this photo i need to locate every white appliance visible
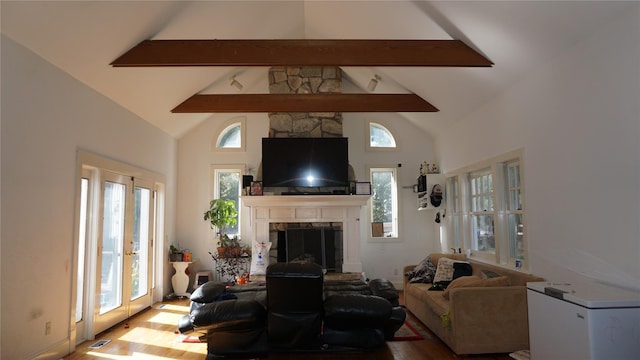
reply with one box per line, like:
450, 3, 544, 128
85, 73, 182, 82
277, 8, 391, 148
527, 281, 640, 360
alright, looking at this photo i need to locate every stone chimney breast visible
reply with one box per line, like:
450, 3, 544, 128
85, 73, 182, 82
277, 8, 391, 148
268, 66, 343, 138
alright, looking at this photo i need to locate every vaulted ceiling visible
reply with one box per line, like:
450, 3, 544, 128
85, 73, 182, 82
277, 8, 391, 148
1, 1, 631, 138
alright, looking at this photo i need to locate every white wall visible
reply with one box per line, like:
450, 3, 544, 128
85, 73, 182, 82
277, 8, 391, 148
0, 36, 177, 359
176, 111, 440, 287
437, 6, 640, 290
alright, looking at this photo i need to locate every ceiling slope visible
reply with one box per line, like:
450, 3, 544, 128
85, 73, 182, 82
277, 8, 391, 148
1, 1, 633, 138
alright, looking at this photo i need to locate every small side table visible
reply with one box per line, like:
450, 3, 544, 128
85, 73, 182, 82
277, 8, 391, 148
170, 261, 193, 297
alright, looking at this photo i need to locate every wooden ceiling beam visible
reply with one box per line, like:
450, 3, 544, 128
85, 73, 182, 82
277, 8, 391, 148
112, 39, 492, 67
171, 94, 438, 113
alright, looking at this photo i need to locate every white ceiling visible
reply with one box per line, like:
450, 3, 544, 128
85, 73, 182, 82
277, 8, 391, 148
1, 1, 632, 139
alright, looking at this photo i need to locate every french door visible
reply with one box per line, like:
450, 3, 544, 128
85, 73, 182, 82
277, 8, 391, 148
93, 172, 155, 335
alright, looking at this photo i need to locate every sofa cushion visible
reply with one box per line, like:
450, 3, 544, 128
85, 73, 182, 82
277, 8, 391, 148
324, 294, 392, 328
442, 275, 511, 300
406, 283, 449, 316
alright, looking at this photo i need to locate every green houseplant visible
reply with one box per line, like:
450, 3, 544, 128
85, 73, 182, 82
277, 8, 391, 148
203, 199, 238, 257
169, 244, 183, 262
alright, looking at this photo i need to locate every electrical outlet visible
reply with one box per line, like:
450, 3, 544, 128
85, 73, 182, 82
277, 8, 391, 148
45, 321, 51, 335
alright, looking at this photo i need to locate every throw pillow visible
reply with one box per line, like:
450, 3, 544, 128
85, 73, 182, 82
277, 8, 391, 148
452, 261, 473, 279
442, 275, 511, 300
433, 257, 470, 284
406, 256, 437, 283
440, 275, 481, 299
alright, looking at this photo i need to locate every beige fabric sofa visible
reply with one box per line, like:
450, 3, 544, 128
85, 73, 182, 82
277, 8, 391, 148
403, 253, 544, 355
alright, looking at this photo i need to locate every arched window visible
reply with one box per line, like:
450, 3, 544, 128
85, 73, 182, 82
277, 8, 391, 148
213, 117, 246, 152
368, 122, 397, 150
217, 124, 241, 148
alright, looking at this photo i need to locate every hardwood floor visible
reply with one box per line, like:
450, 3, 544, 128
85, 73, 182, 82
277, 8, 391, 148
65, 296, 513, 360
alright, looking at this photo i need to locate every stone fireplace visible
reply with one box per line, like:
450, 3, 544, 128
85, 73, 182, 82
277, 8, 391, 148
243, 67, 365, 273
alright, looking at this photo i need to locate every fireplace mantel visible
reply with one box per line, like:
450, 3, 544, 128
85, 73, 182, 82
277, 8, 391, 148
241, 195, 370, 208
241, 195, 370, 273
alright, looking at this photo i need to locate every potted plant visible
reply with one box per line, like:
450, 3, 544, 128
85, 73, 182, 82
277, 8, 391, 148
169, 244, 183, 262
203, 199, 238, 257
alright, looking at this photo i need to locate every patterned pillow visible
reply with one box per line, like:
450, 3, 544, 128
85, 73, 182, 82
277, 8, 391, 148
433, 257, 471, 284
406, 256, 437, 283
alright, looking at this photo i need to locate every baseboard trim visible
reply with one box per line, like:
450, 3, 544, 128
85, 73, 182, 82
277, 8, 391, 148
31, 338, 71, 360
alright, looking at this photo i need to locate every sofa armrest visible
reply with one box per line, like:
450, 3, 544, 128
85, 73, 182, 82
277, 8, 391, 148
448, 286, 531, 352
369, 278, 399, 306
190, 299, 266, 332
402, 265, 417, 290
190, 281, 227, 304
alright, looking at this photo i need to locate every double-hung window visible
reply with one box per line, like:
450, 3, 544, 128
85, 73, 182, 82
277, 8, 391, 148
504, 160, 525, 261
210, 165, 243, 237
470, 168, 495, 254
369, 167, 399, 238
446, 150, 526, 268
446, 176, 462, 249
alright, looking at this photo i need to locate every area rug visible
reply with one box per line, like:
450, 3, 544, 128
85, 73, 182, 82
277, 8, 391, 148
181, 335, 201, 343
172, 334, 201, 343
392, 320, 424, 341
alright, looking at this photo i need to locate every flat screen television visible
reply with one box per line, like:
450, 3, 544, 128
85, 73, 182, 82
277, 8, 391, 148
262, 137, 349, 188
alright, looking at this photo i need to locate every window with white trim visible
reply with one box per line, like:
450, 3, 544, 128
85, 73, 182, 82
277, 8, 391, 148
470, 168, 495, 253
367, 122, 397, 150
369, 166, 399, 238
210, 165, 244, 237
446, 176, 462, 249
504, 160, 525, 261
446, 150, 526, 268
213, 117, 246, 152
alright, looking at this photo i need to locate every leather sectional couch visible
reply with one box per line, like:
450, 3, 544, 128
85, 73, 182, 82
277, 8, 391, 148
178, 262, 405, 359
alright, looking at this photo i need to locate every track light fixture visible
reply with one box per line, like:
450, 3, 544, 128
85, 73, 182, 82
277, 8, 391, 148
229, 75, 243, 90
367, 74, 381, 92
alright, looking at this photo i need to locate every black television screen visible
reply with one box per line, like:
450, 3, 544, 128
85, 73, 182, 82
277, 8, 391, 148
262, 137, 349, 188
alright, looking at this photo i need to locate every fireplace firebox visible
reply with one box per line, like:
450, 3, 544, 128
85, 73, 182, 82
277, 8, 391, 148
276, 226, 343, 272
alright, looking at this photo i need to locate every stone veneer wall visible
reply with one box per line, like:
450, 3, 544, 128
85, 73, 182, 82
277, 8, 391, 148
268, 66, 343, 138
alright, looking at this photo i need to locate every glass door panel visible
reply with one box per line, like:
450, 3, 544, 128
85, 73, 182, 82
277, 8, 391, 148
127, 179, 154, 316
93, 173, 129, 335
131, 187, 149, 299
100, 180, 125, 314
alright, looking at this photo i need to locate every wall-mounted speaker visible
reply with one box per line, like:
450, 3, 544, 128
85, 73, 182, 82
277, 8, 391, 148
242, 175, 254, 188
